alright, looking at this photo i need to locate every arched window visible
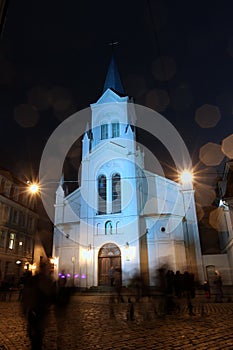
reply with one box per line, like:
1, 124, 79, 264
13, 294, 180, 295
101, 124, 108, 140
98, 175, 107, 214
112, 173, 121, 213
105, 221, 112, 235
112, 122, 119, 138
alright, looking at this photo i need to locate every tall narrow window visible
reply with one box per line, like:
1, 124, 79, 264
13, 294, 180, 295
101, 124, 108, 140
105, 221, 112, 235
9, 233, 15, 250
0, 178, 5, 194
112, 173, 121, 213
112, 122, 119, 138
98, 175, 107, 214
0, 231, 5, 248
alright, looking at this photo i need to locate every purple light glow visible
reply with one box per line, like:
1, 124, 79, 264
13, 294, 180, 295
81, 274, 86, 279
74, 274, 79, 278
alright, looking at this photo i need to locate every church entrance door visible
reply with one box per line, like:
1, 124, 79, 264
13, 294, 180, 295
98, 243, 121, 286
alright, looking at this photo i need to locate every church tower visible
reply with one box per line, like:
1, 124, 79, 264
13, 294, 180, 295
79, 55, 143, 287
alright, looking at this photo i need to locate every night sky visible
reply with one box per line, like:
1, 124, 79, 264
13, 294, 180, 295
0, 1, 233, 250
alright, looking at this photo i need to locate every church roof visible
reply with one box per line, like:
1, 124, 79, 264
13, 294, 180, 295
103, 55, 125, 95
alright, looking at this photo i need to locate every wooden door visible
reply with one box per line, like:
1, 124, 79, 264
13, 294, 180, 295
98, 243, 121, 286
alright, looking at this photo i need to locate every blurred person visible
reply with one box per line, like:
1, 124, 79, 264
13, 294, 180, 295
21, 262, 56, 350
126, 297, 134, 321
183, 271, 195, 316
56, 270, 70, 306
18, 271, 32, 301
109, 266, 115, 287
214, 272, 223, 302
114, 267, 124, 303
203, 280, 211, 299
129, 270, 149, 302
165, 270, 175, 314
174, 271, 183, 298
156, 267, 167, 317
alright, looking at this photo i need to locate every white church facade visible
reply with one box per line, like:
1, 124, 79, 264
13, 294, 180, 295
53, 56, 205, 288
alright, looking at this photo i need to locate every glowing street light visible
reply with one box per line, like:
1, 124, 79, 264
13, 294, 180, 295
180, 170, 193, 184
27, 181, 40, 194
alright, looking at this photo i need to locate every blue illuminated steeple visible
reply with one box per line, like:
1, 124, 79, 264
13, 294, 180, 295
103, 55, 125, 95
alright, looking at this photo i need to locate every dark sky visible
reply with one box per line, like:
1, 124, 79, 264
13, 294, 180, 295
0, 0, 233, 188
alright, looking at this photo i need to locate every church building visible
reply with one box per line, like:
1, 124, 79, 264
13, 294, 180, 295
53, 56, 205, 288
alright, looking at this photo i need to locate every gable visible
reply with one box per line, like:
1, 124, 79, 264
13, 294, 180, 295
93, 88, 128, 105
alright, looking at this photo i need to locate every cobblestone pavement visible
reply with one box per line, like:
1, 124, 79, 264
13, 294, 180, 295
1, 293, 233, 350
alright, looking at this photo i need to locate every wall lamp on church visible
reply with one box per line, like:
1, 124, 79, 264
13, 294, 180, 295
81, 246, 92, 261
124, 242, 136, 261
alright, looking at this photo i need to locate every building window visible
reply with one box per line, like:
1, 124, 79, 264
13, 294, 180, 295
4, 182, 11, 196
112, 173, 121, 213
25, 238, 32, 254
9, 233, 15, 250
98, 175, 107, 214
0, 178, 5, 194
5, 261, 13, 274
105, 221, 112, 235
112, 122, 119, 138
2, 205, 9, 223
20, 213, 26, 228
18, 240, 23, 253
101, 124, 108, 140
12, 210, 18, 224
28, 217, 35, 231
13, 187, 19, 201
0, 231, 5, 248
10, 185, 15, 199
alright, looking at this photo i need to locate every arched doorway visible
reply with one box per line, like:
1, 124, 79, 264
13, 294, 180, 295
98, 243, 121, 286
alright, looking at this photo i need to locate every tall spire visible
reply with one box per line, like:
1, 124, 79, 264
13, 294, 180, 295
103, 54, 125, 95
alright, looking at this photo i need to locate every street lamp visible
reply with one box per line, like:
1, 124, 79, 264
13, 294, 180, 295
180, 170, 193, 184
27, 181, 40, 194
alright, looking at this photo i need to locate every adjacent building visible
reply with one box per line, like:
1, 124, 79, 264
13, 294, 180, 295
0, 168, 38, 284
215, 160, 233, 281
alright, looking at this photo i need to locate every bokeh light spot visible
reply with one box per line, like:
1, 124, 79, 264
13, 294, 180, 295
199, 142, 225, 166
27, 86, 50, 111
195, 104, 221, 128
152, 56, 176, 81
222, 134, 233, 159
209, 207, 228, 231
195, 183, 216, 207
196, 203, 205, 222
48, 86, 73, 111
145, 88, 170, 112
14, 104, 40, 128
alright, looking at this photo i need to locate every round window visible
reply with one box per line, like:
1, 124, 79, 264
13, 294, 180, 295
160, 227, 166, 233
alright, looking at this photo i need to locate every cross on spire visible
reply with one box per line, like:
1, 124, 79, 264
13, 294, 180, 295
103, 42, 124, 94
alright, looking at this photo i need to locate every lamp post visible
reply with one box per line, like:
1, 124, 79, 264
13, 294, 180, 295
27, 181, 40, 272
